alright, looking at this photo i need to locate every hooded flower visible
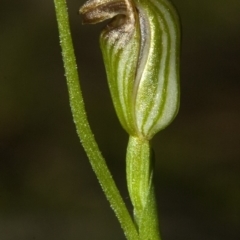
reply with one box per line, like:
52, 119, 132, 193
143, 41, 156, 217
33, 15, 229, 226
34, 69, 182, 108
80, 0, 180, 140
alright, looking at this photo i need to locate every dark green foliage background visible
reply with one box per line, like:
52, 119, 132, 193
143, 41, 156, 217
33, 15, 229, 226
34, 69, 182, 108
0, 0, 239, 239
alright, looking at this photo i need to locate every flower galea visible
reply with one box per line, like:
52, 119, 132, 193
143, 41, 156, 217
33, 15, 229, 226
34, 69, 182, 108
80, 0, 180, 140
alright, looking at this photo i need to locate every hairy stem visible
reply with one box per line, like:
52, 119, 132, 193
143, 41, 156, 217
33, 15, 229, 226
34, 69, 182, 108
53, 0, 139, 239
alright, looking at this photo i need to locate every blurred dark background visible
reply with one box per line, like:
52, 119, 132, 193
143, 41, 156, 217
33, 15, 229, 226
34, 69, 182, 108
1, 0, 240, 239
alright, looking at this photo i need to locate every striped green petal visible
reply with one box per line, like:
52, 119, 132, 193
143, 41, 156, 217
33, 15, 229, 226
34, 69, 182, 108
134, 0, 180, 139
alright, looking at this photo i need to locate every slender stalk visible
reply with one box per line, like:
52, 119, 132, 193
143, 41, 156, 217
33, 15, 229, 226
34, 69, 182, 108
53, 0, 139, 239
126, 136, 161, 239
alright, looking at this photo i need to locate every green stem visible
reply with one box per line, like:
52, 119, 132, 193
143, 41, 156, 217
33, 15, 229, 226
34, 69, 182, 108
53, 0, 139, 239
126, 136, 161, 240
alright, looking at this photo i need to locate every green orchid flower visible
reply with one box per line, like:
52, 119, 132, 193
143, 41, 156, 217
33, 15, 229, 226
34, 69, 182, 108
80, 0, 180, 140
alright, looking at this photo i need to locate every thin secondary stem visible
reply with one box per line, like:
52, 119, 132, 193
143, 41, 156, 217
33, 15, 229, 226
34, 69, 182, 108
53, 0, 139, 239
126, 136, 161, 239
